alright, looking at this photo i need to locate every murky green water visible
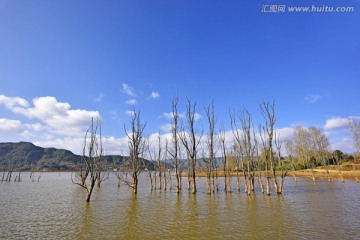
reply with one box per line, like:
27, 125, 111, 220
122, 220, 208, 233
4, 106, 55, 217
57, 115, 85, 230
1, 172, 359, 239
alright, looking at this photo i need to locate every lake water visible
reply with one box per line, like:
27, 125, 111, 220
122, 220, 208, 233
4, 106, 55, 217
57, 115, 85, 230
1, 172, 359, 239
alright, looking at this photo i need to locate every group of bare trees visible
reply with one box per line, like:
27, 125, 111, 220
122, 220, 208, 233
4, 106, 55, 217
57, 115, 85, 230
162, 97, 287, 196
73, 97, 360, 202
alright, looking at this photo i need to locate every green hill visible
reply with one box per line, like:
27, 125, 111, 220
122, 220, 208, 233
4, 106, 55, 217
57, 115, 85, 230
0, 142, 170, 171
0, 142, 82, 170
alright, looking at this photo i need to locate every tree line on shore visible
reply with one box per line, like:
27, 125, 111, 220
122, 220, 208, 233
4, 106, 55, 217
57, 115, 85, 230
70, 97, 360, 202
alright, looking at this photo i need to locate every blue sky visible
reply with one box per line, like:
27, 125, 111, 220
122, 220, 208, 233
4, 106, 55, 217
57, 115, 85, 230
0, 0, 359, 155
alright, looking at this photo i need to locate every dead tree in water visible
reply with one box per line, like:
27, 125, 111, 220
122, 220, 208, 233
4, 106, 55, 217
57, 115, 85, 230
96, 126, 109, 188
230, 110, 247, 193
219, 125, 231, 193
275, 132, 287, 193
168, 96, 182, 194
204, 101, 217, 194
260, 100, 279, 194
240, 109, 256, 195
180, 98, 203, 194
122, 109, 147, 195
72, 118, 103, 202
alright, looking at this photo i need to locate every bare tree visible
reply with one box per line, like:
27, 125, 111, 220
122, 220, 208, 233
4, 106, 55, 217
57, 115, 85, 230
230, 111, 244, 193
156, 134, 163, 189
260, 100, 280, 194
349, 118, 360, 156
204, 101, 217, 194
123, 109, 147, 194
72, 118, 103, 202
167, 96, 182, 193
219, 125, 231, 193
147, 135, 163, 191
259, 125, 271, 195
274, 132, 287, 193
240, 109, 256, 195
254, 131, 264, 193
180, 98, 202, 194
95, 125, 109, 188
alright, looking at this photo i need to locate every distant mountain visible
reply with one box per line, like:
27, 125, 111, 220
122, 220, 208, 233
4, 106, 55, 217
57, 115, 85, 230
0, 142, 157, 171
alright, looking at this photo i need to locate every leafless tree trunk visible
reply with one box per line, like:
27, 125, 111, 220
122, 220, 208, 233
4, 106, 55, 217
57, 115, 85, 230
180, 98, 203, 194
157, 135, 163, 189
275, 133, 287, 194
230, 111, 244, 193
95, 126, 109, 188
240, 109, 256, 195
72, 118, 103, 202
122, 109, 147, 195
349, 118, 360, 157
204, 101, 217, 194
349, 117, 360, 182
168, 96, 181, 194
219, 125, 230, 193
1, 169, 5, 182
259, 126, 271, 195
254, 136, 264, 193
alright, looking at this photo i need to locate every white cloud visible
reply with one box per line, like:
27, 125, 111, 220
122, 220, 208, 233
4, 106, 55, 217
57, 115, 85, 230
0, 118, 24, 134
150, 91, 160, 99
275, 127, 294, 140
0, 95, 29, 109
94, 93, 104, 102
122, 83, 136, 97
304, 94, 322, 103
330, 137, 355, 154
0, 95, 100, 138
125, 99, 137, 105
324, 117, 351, 130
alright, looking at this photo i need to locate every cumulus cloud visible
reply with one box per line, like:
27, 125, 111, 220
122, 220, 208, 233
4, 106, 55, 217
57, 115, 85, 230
324, 117, 351, 130
150, 91, 160, 99
0, 94, 29, 108
304, 94, 322, 103
0, 95, 100, 138
122, 83, 136, 97
275, 127, 295, 140
125, 99, 137, 105
0, 118, 24, 134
